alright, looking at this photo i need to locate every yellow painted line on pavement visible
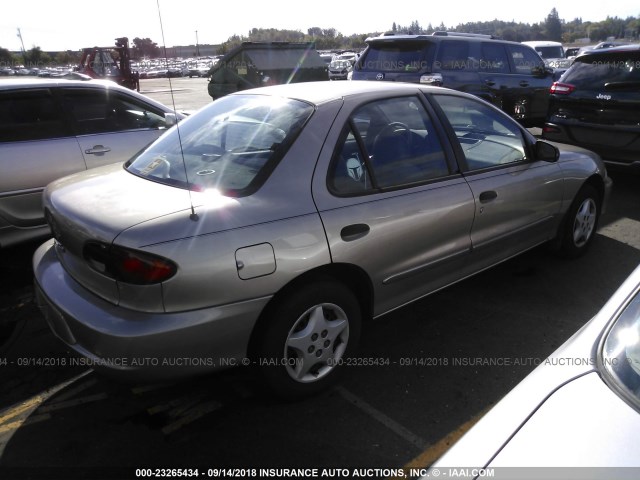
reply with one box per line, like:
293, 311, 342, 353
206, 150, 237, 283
0, 397, 44, 426
0, 370, 92, 459
0, 414, 51, 434
401, 406, 493, 473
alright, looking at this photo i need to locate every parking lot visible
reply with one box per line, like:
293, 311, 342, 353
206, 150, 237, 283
0, 78, 639, 479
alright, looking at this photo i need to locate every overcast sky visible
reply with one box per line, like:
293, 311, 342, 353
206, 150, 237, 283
2, 0, 639, 52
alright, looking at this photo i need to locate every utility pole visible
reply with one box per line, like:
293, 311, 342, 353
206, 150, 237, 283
195, 30, 200, 57
16, 28, 26, 65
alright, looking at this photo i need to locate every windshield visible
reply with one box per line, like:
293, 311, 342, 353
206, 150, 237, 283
601, 288, 640, 411
535, 46, 564, 59
330, 60, 351, 69
127, 95, 314, 196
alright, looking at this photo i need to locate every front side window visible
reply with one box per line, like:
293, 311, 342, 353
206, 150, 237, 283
127, 94, 314, 196
433, 94, 526, 171
508, 45, 545, 74
329, 96, 449, 193
62, 88, 169, 135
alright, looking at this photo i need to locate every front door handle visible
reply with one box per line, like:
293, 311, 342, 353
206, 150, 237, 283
519, 81, 530, 87
340, 223, 370, 242
479, 191, 498, 203
85, 145, 111, 155
484, 79, 495, 86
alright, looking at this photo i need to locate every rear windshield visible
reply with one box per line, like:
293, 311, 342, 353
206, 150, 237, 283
563, 52, 640, 89
358, 40, 435, 72
127, 95, 314, 196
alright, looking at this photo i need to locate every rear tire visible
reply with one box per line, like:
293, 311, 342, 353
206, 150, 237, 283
558, 184, 600, 258
257, 282, 361, 398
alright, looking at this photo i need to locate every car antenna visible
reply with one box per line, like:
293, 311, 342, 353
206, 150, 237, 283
156, 0, 199, 222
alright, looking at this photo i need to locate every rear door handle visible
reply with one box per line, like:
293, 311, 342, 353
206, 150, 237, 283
85, 145, 111, 155
479, 191, 498, 203
484, 79, 495, 86
519, 81, 529, 87
340, 223, 370, 242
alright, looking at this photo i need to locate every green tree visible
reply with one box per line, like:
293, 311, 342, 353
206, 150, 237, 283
132, 37, 161, 59
24, 46, 50, 67
0, 47, 12, 65
544, 8, 563, 41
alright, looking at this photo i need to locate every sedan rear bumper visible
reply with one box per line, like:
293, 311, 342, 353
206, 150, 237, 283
33, 239, 271, 381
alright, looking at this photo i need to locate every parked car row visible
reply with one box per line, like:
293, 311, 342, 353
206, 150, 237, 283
135, 57, 220, 79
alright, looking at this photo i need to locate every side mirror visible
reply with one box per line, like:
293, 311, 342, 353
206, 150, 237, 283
535, 140, 559, 162
164, 112, 177, 126
531, 65, 549, 77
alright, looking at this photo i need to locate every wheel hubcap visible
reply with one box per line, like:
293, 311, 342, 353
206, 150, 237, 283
572, 198, 597, 247
284, 303, 349, 383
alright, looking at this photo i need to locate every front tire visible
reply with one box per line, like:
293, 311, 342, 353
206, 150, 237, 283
558, 184, 600, 258
257, 282, 361, 398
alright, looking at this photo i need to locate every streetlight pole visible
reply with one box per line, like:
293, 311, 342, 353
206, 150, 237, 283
195, 30, 200, 58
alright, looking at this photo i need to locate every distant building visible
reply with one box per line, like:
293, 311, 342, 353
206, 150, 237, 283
163, 44, 221, 58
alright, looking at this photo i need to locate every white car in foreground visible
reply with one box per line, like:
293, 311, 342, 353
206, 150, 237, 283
428, 264, 640, 478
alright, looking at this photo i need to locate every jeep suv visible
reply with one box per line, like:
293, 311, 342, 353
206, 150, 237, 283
542, 45, 640, 171
352, 32, 553, 126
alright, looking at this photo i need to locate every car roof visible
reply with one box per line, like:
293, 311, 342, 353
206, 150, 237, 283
365, 32, 517, 45
522, 41, 563, 47
0, 77, 177, 113
577, 43, 640, 59
229, 80, 445, 105
0, 77, 131, 91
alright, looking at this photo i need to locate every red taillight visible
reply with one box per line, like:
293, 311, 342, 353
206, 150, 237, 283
84, 242, 177, 285
542, 125, 561, 134
550, 82, 575, 95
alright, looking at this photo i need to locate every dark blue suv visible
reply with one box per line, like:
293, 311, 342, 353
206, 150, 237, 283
352, 32, 553, 127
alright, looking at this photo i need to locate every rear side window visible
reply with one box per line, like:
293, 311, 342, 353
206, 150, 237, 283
562, 53, 640, 89
480, 43, 510, 73
0, 89, 69, 142
436, 41, 471, 71
359, 41, 434, 72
